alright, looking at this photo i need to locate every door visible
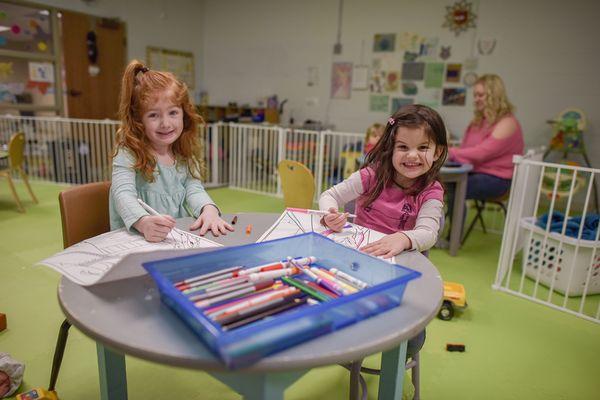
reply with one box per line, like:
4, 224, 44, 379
61, 10, 126, 120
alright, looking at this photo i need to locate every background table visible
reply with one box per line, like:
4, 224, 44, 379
58, 213, 443, 400
440, 163, 473, 256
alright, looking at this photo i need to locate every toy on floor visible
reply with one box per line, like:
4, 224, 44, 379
437, 281, 467, 321
446, 343, 466, 352
0, 353, 25, 398
15, 388, 58, 400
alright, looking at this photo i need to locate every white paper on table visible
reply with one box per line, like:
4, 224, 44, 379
38, 228, 221, 286
257, 210, 388, 252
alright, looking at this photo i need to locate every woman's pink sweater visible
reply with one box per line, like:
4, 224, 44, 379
449, 114, 524, 179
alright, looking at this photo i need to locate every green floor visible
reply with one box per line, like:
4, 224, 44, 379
1, 182, 599, 400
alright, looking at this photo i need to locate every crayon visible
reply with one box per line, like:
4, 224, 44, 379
222, 297, 308, 331
281, 276, 331, 302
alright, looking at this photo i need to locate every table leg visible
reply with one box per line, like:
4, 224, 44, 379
348, 359, 363, 400
378, 341, 407, 400
449, 174, 468, 256
209, 369, 307, 400
97, 343, 127, 400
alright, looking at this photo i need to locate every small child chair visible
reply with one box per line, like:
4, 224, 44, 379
0, 132, 38, 212
277, 159, 315, 209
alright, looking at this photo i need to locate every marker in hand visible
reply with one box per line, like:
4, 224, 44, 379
137, 198, 161, 216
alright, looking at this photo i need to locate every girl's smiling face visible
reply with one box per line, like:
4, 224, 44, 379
141, 89, 184, 154
392, 126, 441, 187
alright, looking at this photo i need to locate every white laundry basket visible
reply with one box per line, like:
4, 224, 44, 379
520, 217, 600, 296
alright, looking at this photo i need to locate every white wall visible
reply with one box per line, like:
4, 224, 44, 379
35, 0, 205, 101
201, 0, 600, 166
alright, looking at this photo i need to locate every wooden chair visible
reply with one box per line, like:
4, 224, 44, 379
49, 181, 111, 393
277, 160, 315, 209
0, 132, 38, 212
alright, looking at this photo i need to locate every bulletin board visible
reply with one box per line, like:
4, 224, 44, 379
146, 46, 195, 89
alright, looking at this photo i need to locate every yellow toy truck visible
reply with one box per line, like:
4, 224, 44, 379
438, 282, 467, 321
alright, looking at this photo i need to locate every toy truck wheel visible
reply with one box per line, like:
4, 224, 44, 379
438, 300, 454, 321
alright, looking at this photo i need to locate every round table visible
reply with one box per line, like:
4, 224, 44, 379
58, 213, 443, 400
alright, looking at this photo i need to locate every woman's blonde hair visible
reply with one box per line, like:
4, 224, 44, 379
472, 74, 514, 125
113, 59, 205, 182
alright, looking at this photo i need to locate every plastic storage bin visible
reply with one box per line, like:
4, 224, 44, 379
143, 232, 421, 369
520, 217, 600, 296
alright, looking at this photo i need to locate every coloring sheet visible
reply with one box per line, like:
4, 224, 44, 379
39, 228, 221, 286
257, 210, 387, 251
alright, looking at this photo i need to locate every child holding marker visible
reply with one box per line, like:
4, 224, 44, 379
109, 60, 233, 242
320, 104, 447, 257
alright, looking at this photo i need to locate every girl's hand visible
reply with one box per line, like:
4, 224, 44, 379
190, 204, 234, 237
360, 232, 412, 259
322, 207, 348, 232
133, 215, 176, 242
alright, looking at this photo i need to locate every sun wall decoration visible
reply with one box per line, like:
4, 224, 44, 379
443, 0, 477, 36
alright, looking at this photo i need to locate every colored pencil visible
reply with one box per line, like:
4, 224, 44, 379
194, 281, 273, 308
215, 291, 303, 325
189, 280, 274, 302
174, 266, 242, 287
181, 275, 251, 295
205, 286, 295, 318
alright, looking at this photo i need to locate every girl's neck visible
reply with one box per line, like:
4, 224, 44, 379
394, 174, 416, 190
152, 145, 175, 166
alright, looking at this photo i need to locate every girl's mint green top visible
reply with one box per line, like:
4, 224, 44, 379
109, 148, 216, 231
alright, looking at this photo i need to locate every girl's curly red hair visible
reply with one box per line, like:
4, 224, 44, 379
114, 59, 205, 182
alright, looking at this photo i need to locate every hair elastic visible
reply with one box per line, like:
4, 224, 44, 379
388, 117, 395, 125
137, 66, 149, 74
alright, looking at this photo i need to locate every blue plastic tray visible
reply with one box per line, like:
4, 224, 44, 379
143, 232, 421, 368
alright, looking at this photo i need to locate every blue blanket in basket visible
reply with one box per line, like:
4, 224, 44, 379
536, 212, 600, 240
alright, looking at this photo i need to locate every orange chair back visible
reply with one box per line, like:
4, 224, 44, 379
59, 181, 111, 248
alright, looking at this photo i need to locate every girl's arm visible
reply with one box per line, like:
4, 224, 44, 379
448, 117, 519, 166
111, 150, 150, 230
319, 171, 364, 231
319, 171, 364, 211
184, 176, 218, 218
400, 199, 444, 252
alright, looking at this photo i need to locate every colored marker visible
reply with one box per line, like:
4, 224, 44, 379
315, 268, 359, 293
137, 198, 160, 216
246, 224, 252, 235
189, 279, 275, 302
281, 276, 331, 302
206, 285, 296, 318
215, 291, 303, 325
302, 280, 337, 299
231, 215, 238, 225
174, 266, 242, 287
222, 297, 308, 331
194, 281, 273, 308
311, 267, 357, 295
329, 268, 369, 290
286, 207, 357, 219
241, 256, 315, 275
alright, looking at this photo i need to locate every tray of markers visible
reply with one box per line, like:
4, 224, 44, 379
142, 232, 421, 368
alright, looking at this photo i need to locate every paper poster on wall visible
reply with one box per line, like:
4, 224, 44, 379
369, 95, 389, 112
307, 66, 319, 87
419, 37, 439, 59
391, 97, 414, 113
352, 65, 369, 90
420, 88, 442, 106
331, 62, 353, 99
403, 52, 418, 62
399, 32, 422, 51
28, 61, 54, 82
402, 82, 418, 96
442, 88, 466, 106
424, 63, 444, 88
147, 47, 195, 88
446, 63, 462, 83
463, 57, 478, 70
401, 62, 425, 81
373, 33, 396, 52
477, 37, 497, 55
383, 71, 400, 92
369, 69, 385, 93
463, 72, 478, 87
0, 62, 13, 78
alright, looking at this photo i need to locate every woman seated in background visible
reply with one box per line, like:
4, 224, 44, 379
448, 74, 524, 200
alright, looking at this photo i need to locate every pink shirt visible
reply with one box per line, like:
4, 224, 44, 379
449, 114, 524, 179
355, 168, 444, 234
